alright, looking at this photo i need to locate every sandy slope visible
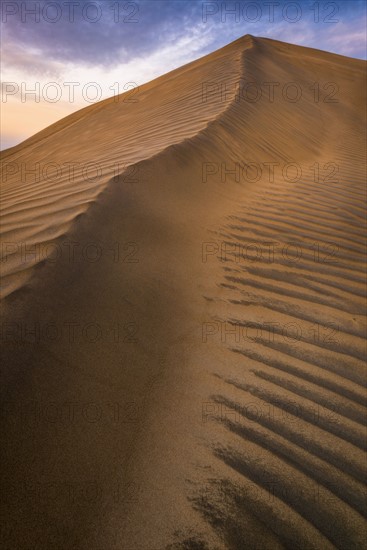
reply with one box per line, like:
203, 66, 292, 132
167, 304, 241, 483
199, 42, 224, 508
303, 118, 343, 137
1, 35, 366, 549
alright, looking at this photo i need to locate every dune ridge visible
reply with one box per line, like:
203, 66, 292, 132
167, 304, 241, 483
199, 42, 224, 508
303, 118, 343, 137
0, 35, 253, 300
1, 35, 366, 549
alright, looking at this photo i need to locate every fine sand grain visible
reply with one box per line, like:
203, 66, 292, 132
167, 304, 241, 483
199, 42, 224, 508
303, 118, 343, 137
1, 35, 366, 549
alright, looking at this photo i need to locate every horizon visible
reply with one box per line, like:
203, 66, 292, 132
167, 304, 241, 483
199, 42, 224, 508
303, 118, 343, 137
1, 0, 366, 150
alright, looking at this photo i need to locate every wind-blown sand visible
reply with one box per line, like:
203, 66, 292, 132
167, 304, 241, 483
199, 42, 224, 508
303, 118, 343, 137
1, 35, 366, 549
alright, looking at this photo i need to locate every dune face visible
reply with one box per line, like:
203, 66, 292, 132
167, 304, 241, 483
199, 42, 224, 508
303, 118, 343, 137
1, 35, 366, 549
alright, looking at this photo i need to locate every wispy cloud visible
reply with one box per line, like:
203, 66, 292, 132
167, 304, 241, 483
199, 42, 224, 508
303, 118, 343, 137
1, 0, 366, 149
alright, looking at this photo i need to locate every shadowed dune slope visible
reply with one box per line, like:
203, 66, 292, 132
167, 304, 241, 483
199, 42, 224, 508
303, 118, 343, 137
1, 35, 366, 549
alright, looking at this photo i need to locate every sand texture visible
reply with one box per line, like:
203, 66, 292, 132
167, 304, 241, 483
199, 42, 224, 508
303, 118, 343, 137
1, 35, 366, 549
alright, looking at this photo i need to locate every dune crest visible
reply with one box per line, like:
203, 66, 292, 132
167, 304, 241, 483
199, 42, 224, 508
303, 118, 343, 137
1, 35, 366, 549
0, 35, 254, 300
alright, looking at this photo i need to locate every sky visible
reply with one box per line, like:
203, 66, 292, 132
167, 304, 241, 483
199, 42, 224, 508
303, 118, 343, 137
1, 0, 366, 150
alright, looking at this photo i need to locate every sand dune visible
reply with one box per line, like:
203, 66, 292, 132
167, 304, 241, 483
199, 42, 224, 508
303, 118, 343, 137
1, 35, 366, 549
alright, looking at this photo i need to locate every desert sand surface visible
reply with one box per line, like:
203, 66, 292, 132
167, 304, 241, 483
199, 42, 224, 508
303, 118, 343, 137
1, 35, 366, 549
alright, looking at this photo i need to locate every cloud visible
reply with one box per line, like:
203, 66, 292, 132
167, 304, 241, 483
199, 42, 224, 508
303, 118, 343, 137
1, 40, 65, 78
325, 22, 367, 58
0, 1, 204, 66
1, 1, 365, 75
1, 0, 365, 149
